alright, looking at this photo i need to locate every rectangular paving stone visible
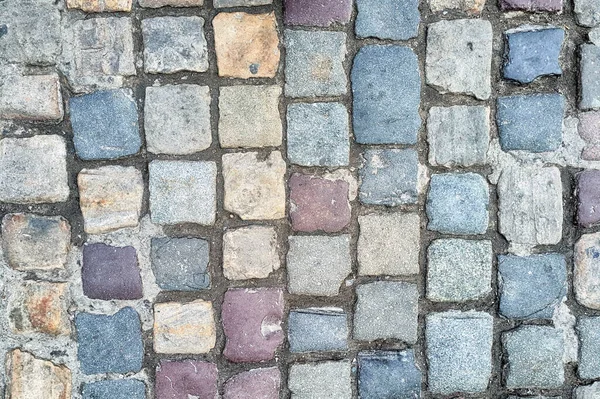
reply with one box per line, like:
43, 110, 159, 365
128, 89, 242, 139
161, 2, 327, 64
216, 0, 272, 5
501, 0, 562, 11
284, 0, 352, 26
288, 308, 348, 352
67, 0, 132, 12
576, 0, 600, 27
224, 368, 280, 399
156, 360, 217, 399
82, 380, 145, 399
358, 350, 421, 399
140, 0, 202, 7
430, 0, 485, 13
581, 44, 600, 110
151, 237, 210, 291
575, 232, 600, 309
223, 226, 280, 280
579, 111, 600, 160
0, 73, 63, 120
578, 316, 600, 379
578, 170, 600, 227
288, 361, 352, 399
356, 0, 420, 40
6, 349, 71, 399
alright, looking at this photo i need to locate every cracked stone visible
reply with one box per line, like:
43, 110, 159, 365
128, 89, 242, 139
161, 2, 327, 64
224, 368, 280, 399
223, 226, 280, 280
579, 111, 600, 160
284, 0, 352, 26
578, 317, 600, 379
151, 237, 210, 291
0, 73, 63, 120
82, 380, 145, 399
288, 361, 352, 399
155, 360, 217, 399
67, 0, 132, 12
575, 232, 600, 309
358, 350, 421, 399
6, 349, 71, 399
356, 0, 419, 40
581, 44, 600, 110
288, 308, 348, 352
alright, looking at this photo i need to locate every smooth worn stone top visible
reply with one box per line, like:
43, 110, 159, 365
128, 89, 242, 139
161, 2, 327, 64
358, 350, 421, 399
576, 0, 600, 27
288, 361, 352, 399
429, 0, 485, 13
575, 232, 600, 309
223, 225, 280, 280
579, 111, 600, 160
151, 237, 210, 291
288, 308, 348, 352
501, 0, 562, 11
6, 349, 72, 399
581, 44, 600, 110
578, 317, 600, 379
284, 0, 352, 27
140, 0, 203, 7
155, 360, 217, 399
356, 0, 420, 40
578, 170, 600, 227
82, 380, 145, 399
67, 0, 132, 12
224, 368, 280, 399
0, 73, 63, 121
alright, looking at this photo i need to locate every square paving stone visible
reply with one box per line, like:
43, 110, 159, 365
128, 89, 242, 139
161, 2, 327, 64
287, 235, 351, 296
214, 12, 280, 78
145, 85, 211, 155
67, 0, 131, 11
359, 149, 420, 206
576, 0, 600, 27
223, 226, 280, 280
219, 85, 282, 148
142, 17, 208, 74
354, 281, 418, 343
149, 160, 217, 225
70, 89, 141, 160
579, 111, 600, 160
358, 350, 421, 399
6, 349, 72, 399
151, 237, 210, 291
0, 135, 69, 204
427, 239, 493, 302
288, 308, 348, 352
578, 317, 600, 379
156, 360, 217, 399
352, 45, 421, 144
0, 74, 63, 121
427, 173, 489, 235
284, 0, 352, 26
497, 94, 565, 152
222, 288, 284, 362
224, 368, 280, 399
358, 213, 420, 276
356, 0, 420, 40
287, 102, 350, 167
82, 380, 145, 399
504, 326, 564, 388
426, 311, 493, 394
498, 254, 567, 319
578, 170, 600, 227
285, 30, 347, 98
76, 307, 143, 375
501, 0, 562, 11
82, 243, 143, 301
427, 106, 490, 167
581, 44, 600, 110
575, 232, 600, 309
576, 383, 600, 399
288, 361, 352, 399
154, 300, 216, 354
426, 19, 493, 100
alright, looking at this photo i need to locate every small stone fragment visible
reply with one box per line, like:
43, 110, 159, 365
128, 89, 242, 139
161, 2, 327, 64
578, 317, 600, 379
140, 0, 202, 7
155, 360, 217, 399
288, 308, 348, 352
501, 0, 562, 11
0, 74, 63, 120
575, 232, 600, 309
6, 349, 71, 399
224, 368, 280, 399
82, 380, 146, 399
356, 0, 420, 40
288, 361, 352, 399
581, 44, 600, 110
223, 226, 280, 280
578, 170, 600, 227
151, 237, 210, 291
358, 350, 421, 399
576, 382, 600, 399
579, 111, 600, 160
10, 281, 70, 336
67, 0, 132, 12
284, 0, 352, 26
430, 0, 485, 13
576, 0, 600, 27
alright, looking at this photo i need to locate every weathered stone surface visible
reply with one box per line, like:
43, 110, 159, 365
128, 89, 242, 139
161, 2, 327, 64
284, 0, 352, 26
578, 317, 600, 379
289, 308, 348, 352
575, 232, 600, 309
223, 226, 279, 280
82, 380, 145, 399
578, 170, 600, 227
6, 349, 71, 399
219, 85, 282, 148
576, 0, 600, 27
214, 12, 280, 78
356, 0, 419, 40
140, 0, 202, 7
78, 166, 144, 234
358, 213, 420, 276
0, 74, 63, 120
67, 0, 132, 12
579, 111, 600, 160
156, 360, 217, 399
0, 135, 69, 204
1, 213, 70, 271
216, 0, 271, 6
151, 237, 210, 291
222, 152, 286, 220
592, 28, 600, 45
426, 19, 493, 100
426, 311, 493, 394
581, 44, 600, 110
501, 0, 562, 11
358, 350, 421, 399
430, 0, 485, 13
576, 382, 600, 399
145, 85, 211, 155
154, 300, 216, 354
224, 368, 280, 399
288, 361, 352, 399
10, 281, 70, 336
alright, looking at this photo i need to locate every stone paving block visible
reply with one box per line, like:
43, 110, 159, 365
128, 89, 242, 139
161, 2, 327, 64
1, 213, 70, 271
0, 74, 63, 120
430, 0, 485, 13
151, 237, 210, 291
82, 380, 145, 399
352, 45, 421, 144
359, 149, 420, 206
501, 0, 562, 11
289, 173, 351, 233
358, 350, 421, 399
288, 361, 352, 399
497, 94, 564, 152
6, 349, 71, 399
576, 0, 600, 27
358, 213, 420, 276
82, 243, 143, 300
288, 308, 348, 352
578, 170, 600, 227
498, 254, 567, 319
287, 102, 350, 167
145, 85, 211, 155
67, 0, 132, 12
140, 0, 202, 7
504, 26, 564, 84
504, 326, 564, 388
224, 368, 280, 399
578, 317, 600, 379
222, 288, 284, 362
576, 383, 600, 399
287, 235, 351, 296
214, 12, 280, 78
575, 232, 600, 309
426, 19, 493, 100
216, 0, 271, 5
154, 300, 216, 354
142, 17, 208, 74
581, 44, 600, 110
427, 173, 489, 235
427, 239, 493, 302
155, 360, 217, 399
354, 281, 418, 343
579, 111, 600, 160
222, 152, 286, 220
78, 166, 144, 234
149, 160, 217, 225
219, 85, 282, 148
223, 226, 280, 280
76, 307, 143, 374
10, 281, 70, 336
70, 89, 141, 160
426, 311, 493, 394
0, 135, 69, 204
285, 30, 347, 97
284, 0, 352, 26
356, 0, 420, 40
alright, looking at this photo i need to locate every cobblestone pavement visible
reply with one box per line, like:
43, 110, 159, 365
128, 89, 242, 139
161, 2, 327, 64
2, 0, 600, 397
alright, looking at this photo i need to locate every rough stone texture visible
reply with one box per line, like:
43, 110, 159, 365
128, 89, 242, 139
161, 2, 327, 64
140, 0, 203, 7
154, 300, 216, 354
67, 0, 132, 12
501, 0, 562, 11
358, 350, 421, 399
284, 0, 352, 26
354, 282, 418, 343
288, 361, 352, 399
576, 0, 600, 27
581, 44, 600, 110
288, 308, 348, 352
355, 0, 420, 40
426, 311, 493, 394
579, 111, 600, 160
222, 152, 286, 220
430, 0, 485, 13
223, 226, 280, 280
82, 380, 146, 399
287, 102, 350, 166
145, 85, 212, 155
358, 213, 420, 276
219, 85, 282, 148
222, 288, 284, 363
575, 232, 600, 309
78, 166, 143, 234
284, 30, 347, 97
216, 0, 271, 5
352, 45, 421, 144
224, 368, 280, 399
214, 12, 280, 78
427, 239, 493, 302
0, 135, 69, 204
576, 383, 600, 399
287, 235, 351, 296
149, 160, 217, 225
0, 74, 63, 120
504, 326, 564, 388
578, 317, 600, 379
151, 237, 210, 291
579, 170, 600, 227
426, 19, 493, 100
6, 349, 71, 399
1, 213, 70, 271
155, 360, 217, 399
